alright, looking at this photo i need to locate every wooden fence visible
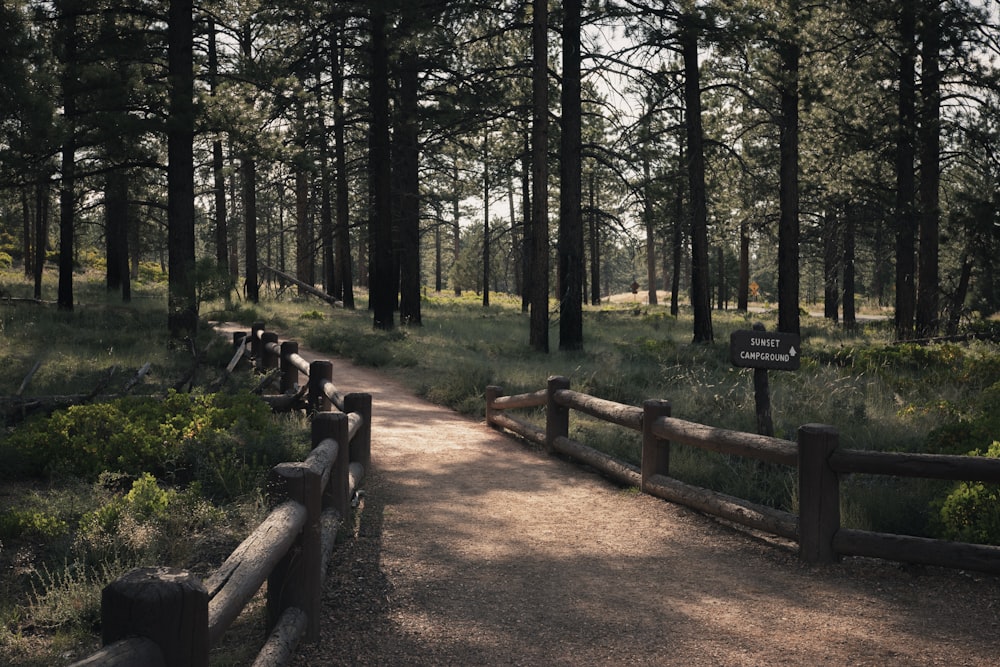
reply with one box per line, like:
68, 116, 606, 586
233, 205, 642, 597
70, 325, 371, 667
486, 375, 1000, 574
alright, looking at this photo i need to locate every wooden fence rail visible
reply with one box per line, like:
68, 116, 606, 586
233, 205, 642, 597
69, 326, 371, 667
486, 375, 1000, 575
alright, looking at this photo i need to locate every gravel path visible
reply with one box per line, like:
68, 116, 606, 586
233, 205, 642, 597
273, 342, 1000, 666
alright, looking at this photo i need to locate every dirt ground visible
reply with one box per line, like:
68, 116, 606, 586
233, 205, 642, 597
276, 342, 1000, 666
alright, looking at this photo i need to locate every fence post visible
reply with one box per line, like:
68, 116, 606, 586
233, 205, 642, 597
268, 460, 322, 642
344, 392, 372, 471
250, 321, 266, 360
315, 411, 351, 520
546, 376, 570, 454
641, 400, 671, 491
308, 360, 334, 412
798, 424, 841, 564
485, 385, 502, 428
280, 341, 299, 393
259, 331, 279, 373
101, 567, 208, 667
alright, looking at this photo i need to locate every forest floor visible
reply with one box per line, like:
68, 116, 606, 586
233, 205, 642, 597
235, 327, 1000, 666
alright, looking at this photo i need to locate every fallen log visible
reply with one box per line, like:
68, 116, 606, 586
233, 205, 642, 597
16, 360, 42, 397
260, 264, 342, 308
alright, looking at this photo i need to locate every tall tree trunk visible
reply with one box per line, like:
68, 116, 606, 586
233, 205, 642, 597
682, 16, 712, 343
894, 0, 917, 340
945, 251, 972, 336
482, 126, 491, 307
521, 134, 532, 313
58, 1, 78, 312
320, 156, 334, 294
843, 204, 857, 331
823, 210, 839, 321
33, 181, 48, 300
509, 173, 522, 300
530, 0, 551, 351
369, 8, 394, 330
738, 220, 749, 312
776, 5, 800, 336
671, 148, 683, 317
105, 168, 131, 302
589, 170, 601, 306
22, 187, 32, 279
332, 31, 354, 309
295, 100, 312, 295
452, 162, 461, 297
209, 19, 228, 274
558, 0, 583, 352
167, 0, 196, 338
716, 246, 725, 310
397, 51, 421, 325
243, 156, 259, 302
434, 224, 443, 292
642, 157, 658, 306
916, 2, 941, 338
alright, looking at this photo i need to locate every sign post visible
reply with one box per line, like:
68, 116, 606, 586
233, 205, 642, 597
729, 324, 801, 436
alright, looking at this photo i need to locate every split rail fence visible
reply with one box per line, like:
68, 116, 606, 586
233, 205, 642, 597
69, 324, 371, 667
487, 375, 1000, 574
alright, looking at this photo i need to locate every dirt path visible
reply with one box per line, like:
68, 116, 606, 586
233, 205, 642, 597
262, 340, 1000, 666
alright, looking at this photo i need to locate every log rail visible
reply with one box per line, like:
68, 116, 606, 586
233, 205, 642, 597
69, 325, 372, 667
486, 375, 1000, 574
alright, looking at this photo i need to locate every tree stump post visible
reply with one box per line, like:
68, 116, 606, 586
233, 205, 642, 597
546, 376, 570, 454
101, 566, 208, 667
314, 411, 351, 520
344, 392, 372, 471
485, 385, 502, 428
259, 331, 279, 373
308, 360, 334, 413
641, 399, 672, 491
798, 424, 841, 564
280, 341, 299, 393
250, 321, 266, 360
268, 460, 322, 642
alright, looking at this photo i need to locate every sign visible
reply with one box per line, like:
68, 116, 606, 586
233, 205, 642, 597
730, 329, 801, 371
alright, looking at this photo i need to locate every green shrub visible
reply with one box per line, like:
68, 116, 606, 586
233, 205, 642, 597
5, 390, 290, 501
925, 381, 1000, 455
0, 509, 68, 541
932, 441, 1000, 545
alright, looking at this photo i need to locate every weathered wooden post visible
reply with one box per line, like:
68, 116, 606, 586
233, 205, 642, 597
344, 392, 372, 471
101, 567, 208, 667
280, 341, 299, 393
798, 424, 841, 564
308, 360, 334, 412
315, 411, 351, 521
641, 399, 672, 491
485, 385, 502, 428
546, 376, 570, 455
251, 321, 266, 360
259, 331, 280, 373
268, 459, 323, 642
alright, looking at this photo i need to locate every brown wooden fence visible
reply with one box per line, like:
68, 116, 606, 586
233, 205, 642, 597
486, 375, 1000, 574
69, 325, 371, 667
